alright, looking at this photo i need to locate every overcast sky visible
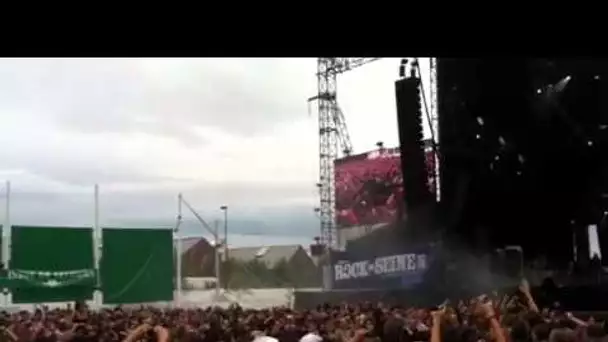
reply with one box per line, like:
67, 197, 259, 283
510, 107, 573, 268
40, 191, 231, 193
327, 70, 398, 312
0, 58, 433, 235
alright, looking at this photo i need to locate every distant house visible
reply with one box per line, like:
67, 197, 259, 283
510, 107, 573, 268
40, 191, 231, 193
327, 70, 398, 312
175, 237, 216, 278
228, 245, 321, 288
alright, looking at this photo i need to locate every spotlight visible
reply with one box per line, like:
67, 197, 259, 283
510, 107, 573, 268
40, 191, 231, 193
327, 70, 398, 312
476, 134, 481, 139
498, 136, 506, 146
476, 117, 484, 126
554, 76, 571, 92
595, 75, 601, 80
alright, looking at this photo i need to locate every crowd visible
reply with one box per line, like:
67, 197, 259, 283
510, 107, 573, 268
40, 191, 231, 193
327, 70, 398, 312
335, 153, 403, 227
0, 279, 604, 342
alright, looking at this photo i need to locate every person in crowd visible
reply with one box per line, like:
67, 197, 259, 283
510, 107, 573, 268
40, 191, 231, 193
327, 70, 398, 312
0, 278, 604, 342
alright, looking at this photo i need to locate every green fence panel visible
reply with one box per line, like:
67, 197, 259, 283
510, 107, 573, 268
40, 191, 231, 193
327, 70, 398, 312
101, 228, 173, 304
10, 226, 95, 303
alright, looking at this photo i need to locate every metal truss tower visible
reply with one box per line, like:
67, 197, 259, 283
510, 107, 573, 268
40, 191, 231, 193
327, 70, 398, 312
308, 58, 380, 248
429, 58, 441, 201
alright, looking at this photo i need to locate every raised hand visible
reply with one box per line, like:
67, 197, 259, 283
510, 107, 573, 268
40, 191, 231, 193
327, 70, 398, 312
480, 301, 496, 320
431, 307, 446, 321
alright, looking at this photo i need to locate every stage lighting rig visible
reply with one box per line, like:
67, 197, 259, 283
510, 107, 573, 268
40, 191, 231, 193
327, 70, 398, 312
308, 57, 441, 250
307, 58, 381, 248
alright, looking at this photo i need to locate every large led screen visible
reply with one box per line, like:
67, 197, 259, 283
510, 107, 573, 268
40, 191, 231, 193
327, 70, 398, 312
335, 146, 436, 228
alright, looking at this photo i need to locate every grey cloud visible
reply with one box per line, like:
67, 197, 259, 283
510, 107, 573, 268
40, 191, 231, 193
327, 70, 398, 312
0, 140, 176, 187
0, 58, 321, 230
99, 181, 317, 219
5, 181, 317, 229
0, 58, 316, 141
26, 166, 174, 187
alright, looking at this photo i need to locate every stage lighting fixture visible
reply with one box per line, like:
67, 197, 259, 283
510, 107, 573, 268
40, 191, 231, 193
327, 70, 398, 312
518, 154, 525, 164
498, 136, 506, 146
588, 140, 594, 146
476, 134, 481, 139
494, 155, 500, 161
595, 75, 600, 80
537, 88, 542, 94
554, 76, 571, 92
476, 117, 484, 126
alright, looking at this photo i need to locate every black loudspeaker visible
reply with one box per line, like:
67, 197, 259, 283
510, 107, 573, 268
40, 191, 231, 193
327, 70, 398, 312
395, 77, 432, 210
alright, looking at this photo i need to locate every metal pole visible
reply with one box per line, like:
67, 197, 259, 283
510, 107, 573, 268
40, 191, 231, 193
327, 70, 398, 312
2, 181, 10, 307
221, 206, 229, 288
221, 206, 228, 260
175, 193, 183, 303
180, 196, 220, 297
93, 184, 102, 307
2, 181, 9, 266
214, 219, 221, 297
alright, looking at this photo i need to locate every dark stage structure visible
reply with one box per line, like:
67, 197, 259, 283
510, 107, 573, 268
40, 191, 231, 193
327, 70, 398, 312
298, 58, 608, 309
438, 59, 608, 267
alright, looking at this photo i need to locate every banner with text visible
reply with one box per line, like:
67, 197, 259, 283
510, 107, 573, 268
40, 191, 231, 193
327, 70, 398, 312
332, 251, 430, 289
